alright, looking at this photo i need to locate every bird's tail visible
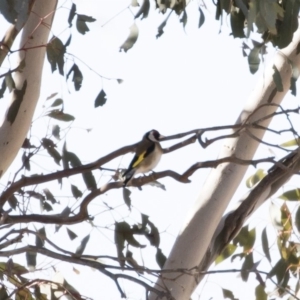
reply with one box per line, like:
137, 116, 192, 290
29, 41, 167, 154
122, 169, 135, 186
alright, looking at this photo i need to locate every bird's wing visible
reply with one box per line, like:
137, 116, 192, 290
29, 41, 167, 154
125, 143, 155, 173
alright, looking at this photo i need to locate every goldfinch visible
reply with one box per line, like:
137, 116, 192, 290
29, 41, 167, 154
123, 130, 164, 186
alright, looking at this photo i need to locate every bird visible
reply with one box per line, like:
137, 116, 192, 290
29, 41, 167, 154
122, 129, 164, 186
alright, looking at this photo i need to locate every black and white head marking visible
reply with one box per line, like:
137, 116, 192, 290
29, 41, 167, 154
146, 130, 162, 142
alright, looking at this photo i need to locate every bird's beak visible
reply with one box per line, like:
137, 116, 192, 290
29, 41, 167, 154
159, 134, 165, 141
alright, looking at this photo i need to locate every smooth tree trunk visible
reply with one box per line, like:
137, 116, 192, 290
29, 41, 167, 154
0, 0, 57, 177
150, 27, 300, 300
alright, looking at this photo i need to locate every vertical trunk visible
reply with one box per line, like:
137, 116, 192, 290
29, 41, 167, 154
149, 27, 300, 300
0, 0, 58, 177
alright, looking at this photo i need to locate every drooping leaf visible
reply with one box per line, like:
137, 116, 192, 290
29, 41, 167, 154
0, 78, 6, 98
46, 36, 65, 75
22, 152, 30, 171
255, 284, 267, 300
27, 191, 45, 201
51, 98, 63, 107
156, 248, 166, 269
75, 234, 90, 256
68, 3, 76, 26
156, 18, 168, 38
126, 250, 143, 272
135, 0, 150, 19
71, 184, 83, 199
272, 65, 283, 92
280, 138, 300, 147
36, 227, 46, 248
233, 225, 256, 252
8, 194, 18, 210
269, 201, 283, 230
241, 252, 254, 281
52, 124, 61, 140
279, 188, 300, 201
76, 14, 96, 35
123, 188, 131, 210
268, 258, 288, 284
248, 44, 261, 74
215, 244, 237, 264
26, 252, 36, 269
5, 73, 15, 93
0, 0, 30, 25
198, 6, 205, 29
66, 63, 83, 91
180, 10, 187, 29
82, 171, 97, 190
47, 110, 75, 122
275, 0, 300, 49
40, 200, 53, 212
6, 80, 27, 124
94, 89, 107, 107
55, 206, 71, 232
46, 92, 58, 100
222, 288, 238, 300
43, 188, 56, 204
246, 169, 266, 188
120, 23, 139, 52
145, 220, 160, 247
42, 138, 61, 165
67, 228, 78, 240
261, 227, 271, 262
295, 206, 300, 234
230, 7, 245, 38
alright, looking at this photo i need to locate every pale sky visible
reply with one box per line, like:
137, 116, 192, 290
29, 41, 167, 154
1, 1, 300, 299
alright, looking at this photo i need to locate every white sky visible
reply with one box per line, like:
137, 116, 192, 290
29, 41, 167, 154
1, 0, 300, 299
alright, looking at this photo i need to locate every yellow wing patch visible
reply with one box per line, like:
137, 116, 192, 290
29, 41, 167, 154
132, 151, 147, 168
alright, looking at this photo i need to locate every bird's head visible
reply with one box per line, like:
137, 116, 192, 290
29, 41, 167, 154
145, 129, 164, 142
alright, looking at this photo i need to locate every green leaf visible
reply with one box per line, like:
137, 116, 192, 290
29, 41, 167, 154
135, 0, 150, 19
255, 284, 267, 300
94, 89, 107, 107
280, 138, 300, 147
261, 227, 271, 262
215, 244, 237, 264
22, 152, 30, 171
120, 23, 139, 52
0, 287, 8, 299
75, 234, 90, 256
71, 184, 83, 199
145, 221, 160, 247
241, 252, 253, 281
0, 78, 6, 98
295, 206, 300, 234
275, 0, 300, 49
233, 225, 256, 252
272, 65, 283, 92
198, 6, 205, 28
67, 228, 78, 240
6, 80, 27, 124
268, 258, 288, 284
55, 206, 71, 232
52, 124, 61, 140
279, 188, 300, 201
180, 10, 187, 29
26, 252, 36, 269
8, 194, 18, 210
222, 288, 238, 300
5, 72, 15, 92
51, 98, 63, 107
246, 169, 266, 188
76, 14, 96, 35
66, 63, 83, 91
47, 110, 75, 122
68, 3, 76, 26
123, 188, 131, 210
36, 227, 46, 248
248, 44, 261, 74
156, 18, 167, 38
40, 200, 53, 212
46, 36, 65, 75
43, 188, 56, 204
230, 7, 245, 38
82, 171, 97, 190
156, 248, 166, 269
